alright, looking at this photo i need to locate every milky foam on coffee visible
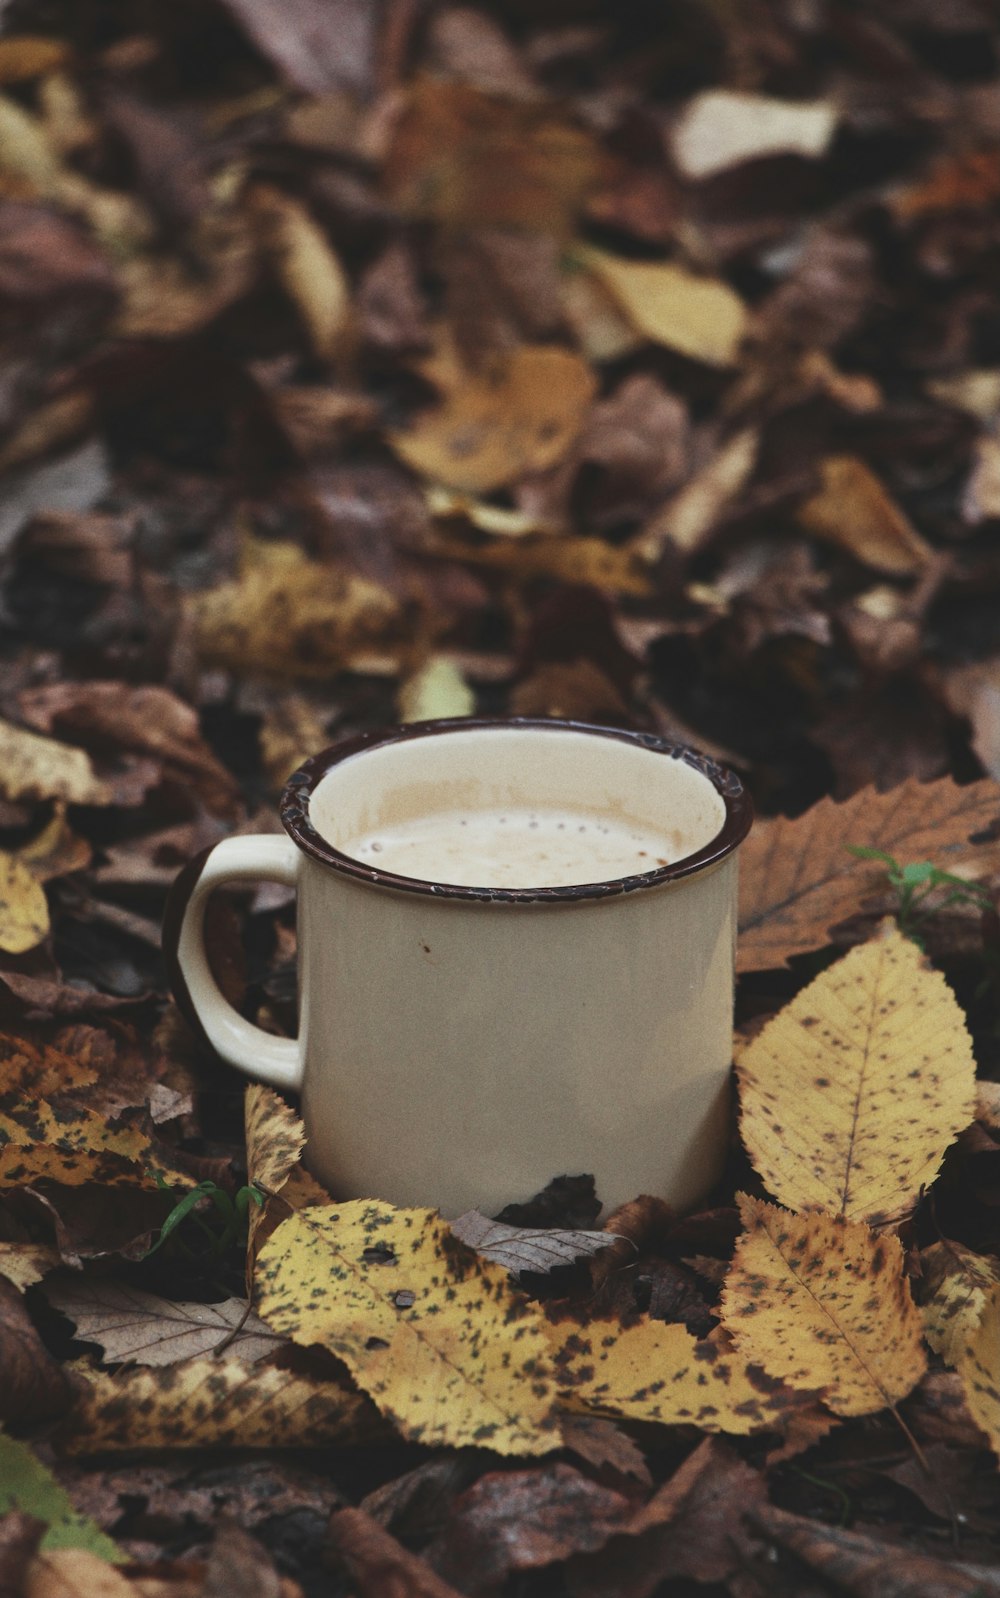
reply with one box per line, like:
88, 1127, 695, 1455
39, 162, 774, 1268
342, 806, 683, 888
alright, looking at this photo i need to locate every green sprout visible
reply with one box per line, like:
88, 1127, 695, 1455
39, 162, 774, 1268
144, 1176, 265, 1260
846, 845, 992, 947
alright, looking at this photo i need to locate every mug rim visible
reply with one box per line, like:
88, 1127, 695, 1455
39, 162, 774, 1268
279, 717, 753, 906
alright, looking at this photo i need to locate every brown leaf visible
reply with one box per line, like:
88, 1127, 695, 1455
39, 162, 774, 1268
0, 1276, 72, 1426
721, 1197, 927, 1418
737, 776, 1000, 972
558, 1414, 651, 1485
566, 1437, 767, 1598
328, 1508, 465, 1598
217, 0, 376, 95
797, 456, 934, 574
449, 1210, 621, 1277
45, 1277, 285, 1366
24, 1550, 140, 1598
201, 1520, 285, 1598
393, 345, 595, 494
941, 658, 1000, 780
748, 1499, 986, 1598
18, 683, 239, 817
248, 185, 350, 360
427, 1464, 633, 1594
244, 1084, 313, 1270
635, 428, 758, 559
0, 1511, 44, 1596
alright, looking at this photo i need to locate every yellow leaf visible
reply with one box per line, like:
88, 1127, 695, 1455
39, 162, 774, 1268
25, 1551, 136, 1598
17, 807, 91, 883
244, 1083, 308, 1268
398, 656, 475, 722
957, 1282, 1000, 1462
0, 1033, 192, 1191
191, 538, 401, 680
249, 184, 349, 359
116, 213, 255, 339
0, 852, 49, 954
430, 530, 650, 597
256, 1202, 560, 1455
721, 1197, 927, 1418
393, 345, 596, 494
798, 456, 933, 574
0, 718, 109, 805
550, 1318, 821, 1436
920, 1241, 1000, 1366
737, 928, 976, 1225
0, 1241, 61, 1292
738, 775, 1000, 973
59, 1357, 380, 1452
581, 249, 747, 367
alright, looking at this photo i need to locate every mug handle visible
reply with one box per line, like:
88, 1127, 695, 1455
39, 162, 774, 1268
162, 835, 303, 1092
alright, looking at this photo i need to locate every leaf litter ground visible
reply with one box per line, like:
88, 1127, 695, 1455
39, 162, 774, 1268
3, 0, 1000, 1593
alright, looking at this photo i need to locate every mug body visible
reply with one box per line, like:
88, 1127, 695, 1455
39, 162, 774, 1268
281, 721, 750, 1217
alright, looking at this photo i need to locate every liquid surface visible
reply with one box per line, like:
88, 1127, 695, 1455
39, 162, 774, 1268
342, 807, 683, 888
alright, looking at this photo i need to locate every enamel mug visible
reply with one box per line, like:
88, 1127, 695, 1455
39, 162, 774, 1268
163, 719, 752, 1217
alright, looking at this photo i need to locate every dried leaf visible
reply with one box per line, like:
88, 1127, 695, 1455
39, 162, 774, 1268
551, 1317, 817, 1435
255, 1202, 560, 1455
0, 719, 109, 806
0, 1242, 61, 1292
191, 539, 401, 680
737, 775, 1000, 972
737, 927, 976, 1224
398, 657, 475, 723
581, 249, 747, 368
258, 695, 331, 792
24, 1552, 137, 1597
393, 346, 595, 494
635, 428, 758, 559
797, 456, 934, 575
0, 37, 70, 83
431, 530, 650, 597
0, 852, 49, 954
45, 1278, 285, 1366
558, 1414, 651, 1484
963, 432, 1000, 524
329, 1509, 464, 1598
721, 1196, 927, 1417
59, 1357, 381, 1452
245, 1083, 308, 1268
218, 0, 376, 95
957, 1282, 1000, 1463
449, 1210, 620, 1277
0, 1434, 120, 1560
249, 185, 350, 360
920, 1242, 1000, 1366
670, 90, 837, 179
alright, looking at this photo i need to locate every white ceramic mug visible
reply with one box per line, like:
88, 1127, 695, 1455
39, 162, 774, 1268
163, 719, 752, 1216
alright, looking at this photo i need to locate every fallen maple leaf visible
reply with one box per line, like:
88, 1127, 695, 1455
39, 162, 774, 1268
580, 248, 747, 367
737, 927, 976, 1224
449, 1210, 620, 1277
45, 1277, 285, 1366
737, 775, 1000, 972
393, 345, 595, 494
797, 455, 933, 575
920, 1242, 1000, 1367
60, 1356, 381, 1452
550, 1318, 819, 1435
957, 1281, 1000, 1463
721, 1196, 927, 1417
256, 1201, 560, 1455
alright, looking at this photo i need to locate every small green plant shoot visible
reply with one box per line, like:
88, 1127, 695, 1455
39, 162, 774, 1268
145, 1176, 265, 1260
846, 845, 992, 946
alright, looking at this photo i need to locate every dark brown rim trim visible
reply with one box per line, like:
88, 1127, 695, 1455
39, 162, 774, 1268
279, 718, 752, 906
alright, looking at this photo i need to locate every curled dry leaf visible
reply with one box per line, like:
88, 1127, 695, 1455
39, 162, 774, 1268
255, 1201, 560, 1455
920, 1241, 1000, 1366
393, 345, 596, 494
722, 1196, 927, 1418
191, 539, 401, 680
957, 1282, 1000, 1463
580, 249, 747, 368
737, 927, 976, 1224
60, 1356, 381, 1452
737, 775, 1000, 973
449, 1210, 620, 1277
45, 1277, 285, 1366
0, 719, 109, 806
670, 90, 837, 179
550, 1317, 818, 1436
797, 456, 934, 575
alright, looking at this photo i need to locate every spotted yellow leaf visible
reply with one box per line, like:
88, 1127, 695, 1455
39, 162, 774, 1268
59, 1357, 381, 1452
244, 1083, 311, 1271
549, 1318, 822, 1436
957, 1282, 1000, 1462
721, 1196, 926, 1417
737, 928, 976, 1225
920, 1241, 1000, 1367
255, 1202, 560, 1455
